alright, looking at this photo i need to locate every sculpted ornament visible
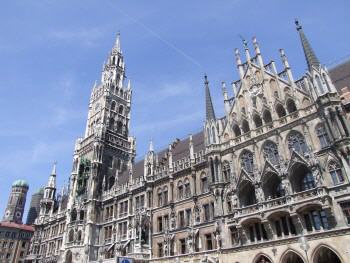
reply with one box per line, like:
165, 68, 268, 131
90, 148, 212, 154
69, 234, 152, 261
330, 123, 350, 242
312, 166, 322, 187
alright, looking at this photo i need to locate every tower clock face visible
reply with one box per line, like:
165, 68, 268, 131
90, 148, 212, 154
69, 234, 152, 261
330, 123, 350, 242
5, 210, 10, 217
16, 211, 22, 218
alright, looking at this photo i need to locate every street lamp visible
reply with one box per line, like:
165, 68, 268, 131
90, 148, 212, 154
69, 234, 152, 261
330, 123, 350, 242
298, 234, 310, 263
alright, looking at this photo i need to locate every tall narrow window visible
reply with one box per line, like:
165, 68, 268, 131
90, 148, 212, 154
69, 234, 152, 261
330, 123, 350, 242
263, 141, 279, 165
328, 161, 344, 185
222, 162, 231, 182
241, 151, 254, 173
316, 124, 330, 148
287, 132, 308, 155
315, 75, 325, 94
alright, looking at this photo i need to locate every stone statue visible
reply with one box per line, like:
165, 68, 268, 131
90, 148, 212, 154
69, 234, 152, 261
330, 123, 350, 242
232, 194, 238, 208
312, 166, 322, 187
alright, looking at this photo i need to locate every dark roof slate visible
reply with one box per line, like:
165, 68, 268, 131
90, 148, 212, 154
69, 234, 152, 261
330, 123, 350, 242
329, 60, 350, 93
117, 131, 204, 185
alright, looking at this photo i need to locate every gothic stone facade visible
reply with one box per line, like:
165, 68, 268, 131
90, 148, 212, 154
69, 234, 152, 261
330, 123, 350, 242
26, 21, 350, 263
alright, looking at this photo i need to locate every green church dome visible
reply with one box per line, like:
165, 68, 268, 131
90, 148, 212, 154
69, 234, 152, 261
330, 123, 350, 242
12, 179, 29, 188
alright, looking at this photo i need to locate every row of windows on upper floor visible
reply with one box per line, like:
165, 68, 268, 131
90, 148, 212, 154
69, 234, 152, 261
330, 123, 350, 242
156, 205, 348, 258
207, 98, 299, 145
232, 98, 298, 137
110, 101, 125, 115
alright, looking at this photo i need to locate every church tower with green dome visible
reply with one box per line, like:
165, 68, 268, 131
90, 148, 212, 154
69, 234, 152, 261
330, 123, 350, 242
2, 179, 29, 224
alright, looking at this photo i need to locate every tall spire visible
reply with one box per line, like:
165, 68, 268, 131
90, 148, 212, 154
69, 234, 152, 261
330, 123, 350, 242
113, 32, 121, 53
204, 74, 216, 121
295, 19, 320, 71
47, 162, 57, 189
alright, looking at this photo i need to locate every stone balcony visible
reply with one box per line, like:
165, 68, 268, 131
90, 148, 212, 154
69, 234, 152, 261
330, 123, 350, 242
230, 186, 331, 225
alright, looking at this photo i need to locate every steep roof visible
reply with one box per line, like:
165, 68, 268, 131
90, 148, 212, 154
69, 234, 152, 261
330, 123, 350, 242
118, 131, 204, 185
0, 221, 34, 232
329, 60, 350, 93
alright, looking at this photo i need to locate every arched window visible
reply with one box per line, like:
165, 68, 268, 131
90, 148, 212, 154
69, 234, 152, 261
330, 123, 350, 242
262, 173, 284, 199
328, 161, 344, 185
211, 127, 216, 144
77, 231, 82, 241
163, 186, 168, 205
109, 118, 115, 130
79, 210, 85, 221
222, 161, 231, 182
286, 99, 297, 113
263, 141, 279, 165
200, 173, 209, 193
71, 209, 77, 222
157, 188, 163, 207
254, 255, 272, 263
206, 127, 211, 144
118, 105, 124, 115
253, 114, 263, 128
110, 101, 116, 111
316, 124, 330, 149
238, 180, 256, 207
301, 172, 315, 191
322, 73, 331, 92
116, 121, 123, 134
68, 230, 74, 242
184, 179, 191, 198
241, 151, 254, 173
315, 75, 325, 94
242, 120, 250, 133
241, 107, 246, 114
263, 110, 272, 124
108, 176, 115, 189
276, 104, 287, 118
287, 132, 308, 156
232, 124, 241, 137
177, 181, 184, 200
313, 246, 342, 263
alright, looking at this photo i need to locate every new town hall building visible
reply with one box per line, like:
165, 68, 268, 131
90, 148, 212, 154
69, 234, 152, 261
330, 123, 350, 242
26, 21, 350, 263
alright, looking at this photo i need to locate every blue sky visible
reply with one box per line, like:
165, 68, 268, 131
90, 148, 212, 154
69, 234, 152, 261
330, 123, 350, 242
0, 0, 349, 221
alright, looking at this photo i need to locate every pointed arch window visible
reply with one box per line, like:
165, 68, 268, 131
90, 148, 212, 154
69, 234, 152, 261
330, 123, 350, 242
253, 114, 263, 128
287, 132, 308, 156
118, 105, 124, 115
206, 128, 211, 144
329, 161, 344, 185
232, 124, 241, 137
116, 121, 123, 134
200, 173, 209, 193
241, 151, 254, 173
163, 186, 168, 205
315, 75, 325, 95
263, 110, 272, 124
111, 101, 116, 111
242, 120, 250, 133
316, 124, 330, 149
301, 172, 315, 191
157, 188, 163, 207
322, 73, 331, 92
286, 99, 297, 114
263, 142, 279, 165
177, 181, 184, 200
211, 127, 216, 144
276, 104, 287, 118
222, 161, 231, 182
184, 179, 191, 198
